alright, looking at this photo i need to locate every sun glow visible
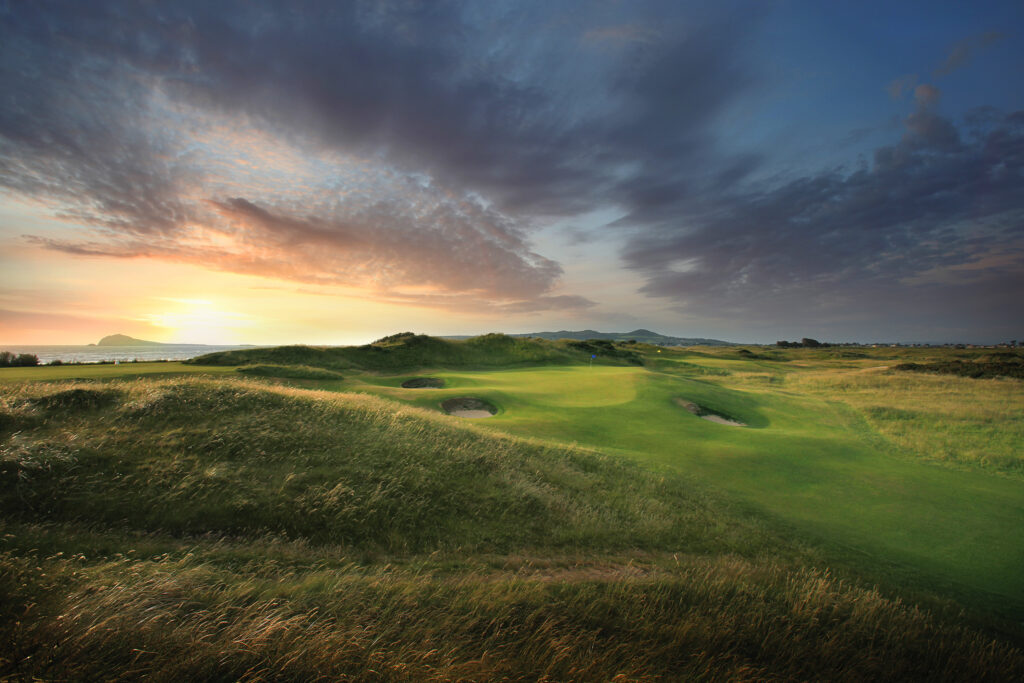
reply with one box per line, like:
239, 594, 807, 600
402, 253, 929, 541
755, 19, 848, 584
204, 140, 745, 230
137, 299, 256, 344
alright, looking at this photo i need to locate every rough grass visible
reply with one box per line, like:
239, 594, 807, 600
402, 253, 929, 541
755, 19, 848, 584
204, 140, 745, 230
3, 545, 1021, 682
893, 354, 1024, 380
787, 368, 1024, 475
0, 361, 237, 383
3, 377, 1022, 679
0, 378, 775, 554
236, 364, 345, 380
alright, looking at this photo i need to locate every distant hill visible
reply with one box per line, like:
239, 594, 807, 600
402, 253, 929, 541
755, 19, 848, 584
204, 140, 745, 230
188, 332, 644, 371
96, 334, 167, 347
503, 329, 735, 346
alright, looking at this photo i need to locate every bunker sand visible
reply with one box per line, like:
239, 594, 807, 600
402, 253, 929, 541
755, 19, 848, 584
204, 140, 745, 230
674, 397, 746, 427
442, 396, 497, 418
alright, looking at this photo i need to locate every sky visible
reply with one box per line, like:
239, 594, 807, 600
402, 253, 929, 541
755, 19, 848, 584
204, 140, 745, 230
1, 1, 1022, 345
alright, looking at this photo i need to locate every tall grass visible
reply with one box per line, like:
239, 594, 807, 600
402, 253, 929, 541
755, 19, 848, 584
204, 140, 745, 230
787, 369, 1024, 474
3, 546, 1021, 681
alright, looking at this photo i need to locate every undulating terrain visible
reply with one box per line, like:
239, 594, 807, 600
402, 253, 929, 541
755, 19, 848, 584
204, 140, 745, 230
1, 334, 1022, 680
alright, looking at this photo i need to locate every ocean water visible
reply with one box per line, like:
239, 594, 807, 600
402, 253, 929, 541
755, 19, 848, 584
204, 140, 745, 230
0, 344, 255, 364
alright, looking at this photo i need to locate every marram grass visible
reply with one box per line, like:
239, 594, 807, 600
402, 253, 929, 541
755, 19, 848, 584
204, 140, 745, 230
3, 546, 1022, 681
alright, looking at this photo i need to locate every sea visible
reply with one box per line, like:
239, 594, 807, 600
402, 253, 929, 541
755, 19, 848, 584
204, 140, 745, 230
0, 344, 257, 365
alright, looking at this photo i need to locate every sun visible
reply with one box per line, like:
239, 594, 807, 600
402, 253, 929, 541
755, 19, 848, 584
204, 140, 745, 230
139, 298, 255, 344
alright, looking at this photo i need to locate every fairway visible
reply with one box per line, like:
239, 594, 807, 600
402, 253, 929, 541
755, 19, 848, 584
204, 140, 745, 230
355, 352, 1024, 617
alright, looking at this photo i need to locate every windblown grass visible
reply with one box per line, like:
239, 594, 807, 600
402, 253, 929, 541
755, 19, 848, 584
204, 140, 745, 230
788, 369, 1024, 475
3, 537, 1022, 681
0, 361, 237, 383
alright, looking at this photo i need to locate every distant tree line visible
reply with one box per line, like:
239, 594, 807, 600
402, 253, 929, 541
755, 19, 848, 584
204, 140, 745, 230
775, 338, 830, 348
0, 351, 40, 366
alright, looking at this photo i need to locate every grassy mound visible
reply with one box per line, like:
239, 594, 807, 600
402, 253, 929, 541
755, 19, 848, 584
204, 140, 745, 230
30, 387, 118, 411
236, 364, 344, 380
187, 332, 643, 372
0, 378, 768, 554
2, 378, 1022, 680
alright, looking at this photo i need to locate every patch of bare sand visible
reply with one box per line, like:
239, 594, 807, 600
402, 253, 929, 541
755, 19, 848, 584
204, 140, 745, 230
449, 409, 494, 419
673, 397, 746, 427
442, 397, 497, 418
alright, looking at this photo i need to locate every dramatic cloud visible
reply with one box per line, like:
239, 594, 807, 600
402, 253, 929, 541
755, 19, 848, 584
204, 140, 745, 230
0, 0, 758, 314
26, 183, 575, 310
1, 1, 1020, 339
622, 104, 1024, 329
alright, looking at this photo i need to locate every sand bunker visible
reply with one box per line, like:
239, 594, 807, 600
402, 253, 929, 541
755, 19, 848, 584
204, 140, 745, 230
441, 397, 497, 418
674, 397, 746, 427
698, 414, 746, 427
401, 377, 444, 388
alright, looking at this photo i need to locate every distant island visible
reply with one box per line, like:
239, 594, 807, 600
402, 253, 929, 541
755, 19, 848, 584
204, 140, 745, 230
446, 329, 735, 346
94, 334, 167, 347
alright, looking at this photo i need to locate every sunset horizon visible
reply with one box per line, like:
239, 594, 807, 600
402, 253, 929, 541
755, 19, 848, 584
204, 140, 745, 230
3, 1, 1022, 345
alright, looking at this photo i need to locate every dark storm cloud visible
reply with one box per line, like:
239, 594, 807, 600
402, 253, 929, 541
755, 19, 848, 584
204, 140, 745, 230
152, 0, 757, 215
0, 1, 758, 214
0, 0, 760, 311
4, 1, 1019, 332
0, 21, 196, 239
622, 102, 1024, 327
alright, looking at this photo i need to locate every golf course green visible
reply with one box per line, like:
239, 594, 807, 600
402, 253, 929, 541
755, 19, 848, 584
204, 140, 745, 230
357, 362, 1024, 615
2, 335, 1022, 679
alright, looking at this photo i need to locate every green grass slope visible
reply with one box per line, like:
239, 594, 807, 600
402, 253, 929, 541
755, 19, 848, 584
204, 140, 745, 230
0, 378, 763, 553
3, 378, 1022, 680
348, 354, 1024, 622
236, 364, 345, 380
